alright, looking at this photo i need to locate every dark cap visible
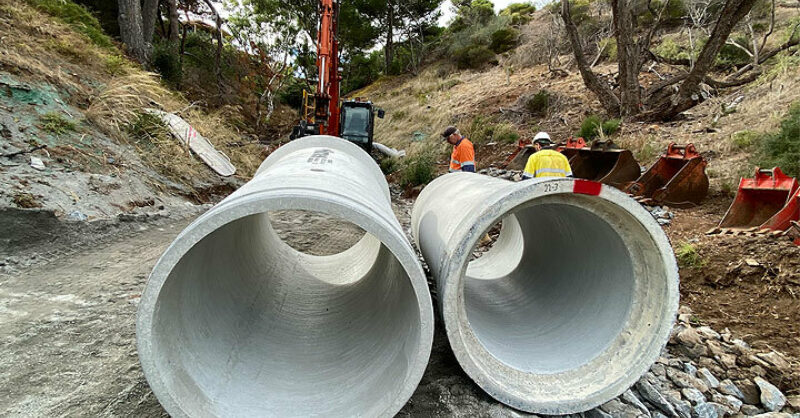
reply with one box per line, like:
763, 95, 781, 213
441, 126, 458, 139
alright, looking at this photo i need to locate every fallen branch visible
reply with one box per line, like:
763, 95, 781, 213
1, 144, 47, 158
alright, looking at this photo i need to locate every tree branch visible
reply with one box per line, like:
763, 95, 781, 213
560, 0, 621, 115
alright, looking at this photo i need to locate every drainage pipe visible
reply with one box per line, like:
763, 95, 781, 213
411, 173, 679, 415
137, 136, 434, 417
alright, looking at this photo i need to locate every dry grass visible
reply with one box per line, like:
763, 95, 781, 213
86, 73, 176, 135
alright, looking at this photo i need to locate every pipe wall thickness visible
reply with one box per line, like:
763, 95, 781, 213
137, 136, 434, 417
412, 173, 679, 415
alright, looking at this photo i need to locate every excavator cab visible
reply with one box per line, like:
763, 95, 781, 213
339, 100, 384, 152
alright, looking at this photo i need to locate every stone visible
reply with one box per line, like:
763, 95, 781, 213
731, 339, 751, 355
684, 362, 698, 377
668, 367, 709, 393
670, 398, 693, 418
787, 395, 800, 410
697, 326, 722, 341
757, 352, 792, 373
718, 379, 746, 401
739, 380, 764, 405
755, 377, 787, 412
719, 353, 738, 370
600, 398, 642, 418
694, 402, 724, 418
636, 380, 679, 418
751, 413, 793, 418
713, 393, 743, 413
682, 387, 707, 405
698, 368, 721, 389
740, 405, 763, 415
652, 363, 667, 376
621, 389, 651, 416
584, 407, 613, 418
675, 327, 704, 347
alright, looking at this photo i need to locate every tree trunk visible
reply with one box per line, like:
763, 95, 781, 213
118, 0, 149, 63
385, 1, 394, 74
561, 0, 621, 116
142, 0, 159, 47
611, 0, 642, 117
167, 0, 180, 43
642, 0, 759, 120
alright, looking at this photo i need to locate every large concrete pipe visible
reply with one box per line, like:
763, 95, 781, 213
137, 136, 434, 417
412, 173, 678, 415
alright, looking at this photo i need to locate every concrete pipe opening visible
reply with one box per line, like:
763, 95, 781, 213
138, 136, 433, 417
412, 174, 678, 415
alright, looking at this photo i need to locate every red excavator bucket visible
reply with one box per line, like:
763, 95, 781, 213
719, 167, 799, 230
565, 140, 641, 188
504, 139, 534, 170
624, 143, 709, 208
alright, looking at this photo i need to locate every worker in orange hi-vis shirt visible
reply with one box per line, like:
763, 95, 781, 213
441, 126, 476, 173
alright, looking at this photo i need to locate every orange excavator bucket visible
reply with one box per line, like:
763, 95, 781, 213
564, 140, 641, 188
719, 167, 799, 230
624, 143, 709, 208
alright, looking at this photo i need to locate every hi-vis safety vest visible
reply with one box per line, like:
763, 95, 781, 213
522, 149, 573, 179
450, 138, 475, 172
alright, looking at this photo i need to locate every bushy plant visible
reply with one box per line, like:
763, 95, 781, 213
717, 36, 752, 68
598, 37, 618, 61
379, 157, 400, 175
454, 44, 497, 69
400, 146, 437, 187
152, 41, 182, 87
500, 2, 536, 25
731, 130, 760, 150
756, 103, 800, 177
525, 90, 550, 116
578, 115, 621, 140
464, 116, 519, 145
490, 27, 520, 54
39, 112, 77, 135
676, 242, 705, 268
27, 0, 114, 49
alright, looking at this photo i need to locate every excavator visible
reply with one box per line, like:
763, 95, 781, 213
290, 0, 385, 152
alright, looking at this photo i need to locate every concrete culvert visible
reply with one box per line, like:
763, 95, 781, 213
412, 173, 679, 415
137, 136, 434, 417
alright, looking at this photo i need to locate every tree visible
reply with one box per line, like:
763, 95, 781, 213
561, 0, 763, 121
118, 0, 149, 62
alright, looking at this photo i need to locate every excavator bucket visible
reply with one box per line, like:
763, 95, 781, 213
505, 140, 535, 170
624, 143, 709, 208
564, 140, 642, 188
719, 168, 799, 230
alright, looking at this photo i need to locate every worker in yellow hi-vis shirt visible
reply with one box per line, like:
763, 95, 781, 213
522, 132, 573, 180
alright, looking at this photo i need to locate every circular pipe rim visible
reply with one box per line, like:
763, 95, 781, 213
136, 190, 434, 418
441, 178, 679, 414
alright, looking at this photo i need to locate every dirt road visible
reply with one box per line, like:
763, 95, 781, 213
0, 208, 515, 417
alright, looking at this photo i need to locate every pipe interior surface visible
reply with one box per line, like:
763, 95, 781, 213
465, 203, 634, 374
150, 212, 420, 417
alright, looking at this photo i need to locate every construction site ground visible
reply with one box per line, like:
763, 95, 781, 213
2, 190, 798, 417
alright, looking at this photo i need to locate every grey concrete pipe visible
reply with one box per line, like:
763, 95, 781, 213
137, 136, 434, 417
411, 173, 679, 415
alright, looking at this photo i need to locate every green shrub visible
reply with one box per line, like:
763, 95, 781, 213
151, 41, 182, 87
39, 112, 77, 135
489, 27, 520, 54
277, 77, 306, 109
454, 44, 497, 69
379, 157, 400, 175
676, 242, 705, 268
400, 147, 437, 188
26, 0, 114, 49
755, 102, 800, 177
126, 112, 170, 148
500, 2, 536, 25
525, 90, 550, 116
598, 37, 618, 61
717, 36, 752, 68
104, 54, 129, 76
731, 130, 760, 150
464, 116, 519, 145
578, 115, 621, 140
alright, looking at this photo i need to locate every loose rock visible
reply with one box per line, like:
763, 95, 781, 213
754, 377, 787, 412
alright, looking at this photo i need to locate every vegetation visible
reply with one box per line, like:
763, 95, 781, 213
464, 116, 520, 144
379, 157, 400, 175
676, 242, 706, 269
577, 115, 621, 140
39, 112, 77, 135
499, 2, 536, 25
731, 130, 759, 150
525, 90, 551, 116
400, 146, 438, 188
26, 0, 114, 49
756, 103, 800, 177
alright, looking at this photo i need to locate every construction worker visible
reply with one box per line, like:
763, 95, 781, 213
442, 126, 476, 173
522, 132, 573, 179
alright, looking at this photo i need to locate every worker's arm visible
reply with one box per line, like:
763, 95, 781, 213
461, 162, 476, 173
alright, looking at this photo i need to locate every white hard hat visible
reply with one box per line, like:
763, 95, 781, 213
534, 132, 551, 141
